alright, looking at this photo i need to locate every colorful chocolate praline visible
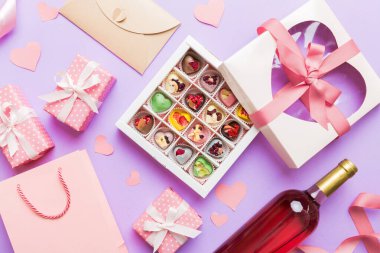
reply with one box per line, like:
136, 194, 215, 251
169, 109, 192, 131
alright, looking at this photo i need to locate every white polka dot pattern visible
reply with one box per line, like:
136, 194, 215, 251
133, 188, 203, 253
0, 85, 55, 168
44, 55, 115, 131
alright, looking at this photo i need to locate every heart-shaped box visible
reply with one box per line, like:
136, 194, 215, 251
220, 0, 380, 168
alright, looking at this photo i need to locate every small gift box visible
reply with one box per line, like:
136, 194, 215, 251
133, 188, 202, 253
0, 85, 54, 168
40, 55, 116, 131
221, 0, 380, 168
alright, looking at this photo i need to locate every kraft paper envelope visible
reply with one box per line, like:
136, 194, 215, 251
0, 150, 128, 253
60, 0, 180, 74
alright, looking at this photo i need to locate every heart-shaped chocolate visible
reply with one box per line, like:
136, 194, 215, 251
134, 114, 154, 135
182, 55, 201, 75
185, 92, 206, 112
221, 121, 241, 141
205, 105, 224, 125
164, 73, 186, 94
151, 92, 172, 113
154, 130, 174, 150
173, 145, 193, 165
200, 71, 221, 93
236, 105, 251, 123
193, 156, 213, 178
169, 109, 192, 131
187, 123, 208, 145
219, 88, 237, 108
206, 138, 226, 159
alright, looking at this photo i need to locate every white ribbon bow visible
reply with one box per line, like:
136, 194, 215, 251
0, 102, 38, 159
39, 61, 101, 123
143, 201, 202, 252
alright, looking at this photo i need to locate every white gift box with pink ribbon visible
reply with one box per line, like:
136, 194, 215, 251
220, 0, 380, 168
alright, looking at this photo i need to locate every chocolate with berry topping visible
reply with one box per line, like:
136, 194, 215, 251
182, 55, 201, 75
206, 138, 225, 158
221, 121, 241, 141
185, 92, 206, 112
203, 75, 219, 86
134, 114, 154, 134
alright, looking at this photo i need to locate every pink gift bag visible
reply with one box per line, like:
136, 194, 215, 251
0, 150, 128, 253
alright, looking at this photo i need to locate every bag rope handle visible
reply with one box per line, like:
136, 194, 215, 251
17, 168, 71, 220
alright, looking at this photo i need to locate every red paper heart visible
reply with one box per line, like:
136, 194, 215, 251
10, 42, 41, 71
194, 0, 225, 27
94, 135, 114, 156
211, 212, 228, 227
215, 182, 247, 211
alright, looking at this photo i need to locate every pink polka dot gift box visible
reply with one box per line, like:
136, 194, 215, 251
40, 55, 116, 131
0, 85, 54, 168
133, 188, 202, 253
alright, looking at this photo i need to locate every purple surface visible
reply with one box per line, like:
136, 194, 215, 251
0, 1, 379, 252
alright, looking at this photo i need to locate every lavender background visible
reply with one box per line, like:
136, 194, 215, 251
0, 0, 379, 252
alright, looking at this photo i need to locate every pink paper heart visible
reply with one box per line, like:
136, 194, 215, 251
126, 170, 140, 186
215, 182, 247, 211
94, 135, 114, 156
10, 42, 41, 71
37, 2, 58, 22
194, 0, 225, 27
211, 212, 228, 227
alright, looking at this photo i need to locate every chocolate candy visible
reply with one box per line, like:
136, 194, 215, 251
151, 92, 172, 113
182, 55, 201, 75
219, 88, 237, 108
188, 124, 208, 145
204, 105, 224, 125
185, 92, 206, 112
164, 73, 186, 94
169, 109, 192, 131
134, 114, 154, 135
221, 121, 241, 141
173, 145, 193, 165
236, 105, 251, 123
200, 71, 221, 92
206, 138, 226, 159
154, 130, 174, 150
193, 156, 213, 178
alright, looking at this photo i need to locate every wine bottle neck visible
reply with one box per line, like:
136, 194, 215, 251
306, 159, 358, 205
306, 185, 328, 205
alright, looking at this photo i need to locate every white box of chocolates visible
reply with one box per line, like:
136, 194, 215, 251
117, 37, 259, 197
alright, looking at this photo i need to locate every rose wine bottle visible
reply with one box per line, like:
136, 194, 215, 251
215, 159, 358, 253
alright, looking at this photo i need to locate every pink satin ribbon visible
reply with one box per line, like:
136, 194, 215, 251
0, 0, 16, 39
250, 19, 360, 136
296, 193, 380, 253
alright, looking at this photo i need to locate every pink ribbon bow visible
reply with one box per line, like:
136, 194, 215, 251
250, 19, 360, 136
296, 193, 380, 253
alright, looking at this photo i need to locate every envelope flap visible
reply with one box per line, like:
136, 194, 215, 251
96, 0, 180, 35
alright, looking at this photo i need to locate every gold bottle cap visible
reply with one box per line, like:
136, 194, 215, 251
316, 159, 358, 197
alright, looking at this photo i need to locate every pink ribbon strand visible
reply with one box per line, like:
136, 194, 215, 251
250, 19, 360, 136
0, 0, 16, 39
296, 193, 380, 253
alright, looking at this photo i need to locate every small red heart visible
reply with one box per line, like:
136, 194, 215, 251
94, 135, 114, 156
10, 42, 41, 71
